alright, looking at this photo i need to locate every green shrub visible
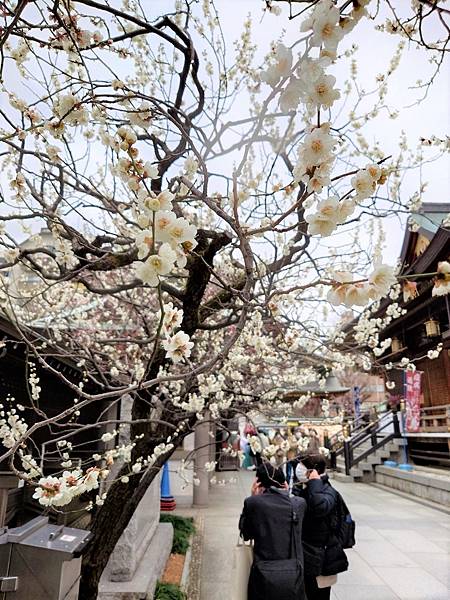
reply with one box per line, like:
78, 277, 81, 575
160, 514, 195, 555
154, 582, 186, 600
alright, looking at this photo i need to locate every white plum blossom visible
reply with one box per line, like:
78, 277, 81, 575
162, 302, 183, 333
135, 243, 177, 286
138, 189, 174, 214
327, 267, 393, 308
248, 435, 262, 454
20, 453, 41, 478
184, 156, 198, 173
306, 197, 340, 237
167, 217, 198, 248
46, 145, 61, 162
0, 413, 28, 449
432, 261, 450, 296
32, 467, 102, 507
365, 163, 382, 181
301, 1, 344, 53
300, 123, 336, 168
116, 126, 137, 150
344, 283, 371, 307
136, 229, 153, 260
129, 101, 153, 128
154, 211, 176, 242
351, 168, 377, 200
33, 476, 65, 507
11, 40, 30, 65
53, 93, 89, 126
261, 43, 293, 87
368, 264, 396, 298
101, 430, 117, 443
305, 195, 354, 237
163, 331, 194, 363
305, 73, 340, 110
279, 77, 303, 112
294, 123, 336, 186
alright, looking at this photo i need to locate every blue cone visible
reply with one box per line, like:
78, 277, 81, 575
160, 461, 172, 497
160, 461, 176, 511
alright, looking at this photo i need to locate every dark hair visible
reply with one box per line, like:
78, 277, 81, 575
256, 462, 286, 489
300, 453, 327, 475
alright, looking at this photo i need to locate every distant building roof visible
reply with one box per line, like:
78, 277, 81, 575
399, 202, 450, 270
412, 202, 450, 236
284, 374, 350, 396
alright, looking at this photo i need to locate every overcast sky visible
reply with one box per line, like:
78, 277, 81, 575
215, 0, 450, 263
3, 0, 449, 268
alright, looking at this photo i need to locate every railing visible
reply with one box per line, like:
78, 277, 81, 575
419, 404, 450, 433
330, 410, 401, 476
328, 410, 376, 469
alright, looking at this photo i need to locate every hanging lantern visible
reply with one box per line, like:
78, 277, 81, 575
391, 337, 402, 353
424, 318, 440, 337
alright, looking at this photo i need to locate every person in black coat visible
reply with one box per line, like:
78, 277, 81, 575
293, 454, 348, 600
239, 462, 307, 600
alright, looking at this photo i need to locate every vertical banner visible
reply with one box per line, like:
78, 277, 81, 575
404, 371, 422, 433
353, 386, 361, 420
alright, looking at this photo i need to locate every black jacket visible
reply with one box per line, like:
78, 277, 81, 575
293, 475, 348, 576
239, 488, 307, 600
293, 474, 337, 547
239, 487, 307, 561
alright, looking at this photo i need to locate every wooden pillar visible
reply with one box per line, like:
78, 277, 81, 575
444, 349, 450, 402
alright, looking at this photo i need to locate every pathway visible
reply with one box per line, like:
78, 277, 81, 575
173, 468, 450, 600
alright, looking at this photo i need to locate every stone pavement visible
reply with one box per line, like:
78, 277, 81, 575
171, 465, 450, 600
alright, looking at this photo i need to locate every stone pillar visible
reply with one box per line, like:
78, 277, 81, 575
193, 411, 210, 507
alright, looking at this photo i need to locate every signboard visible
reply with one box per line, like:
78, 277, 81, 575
353, 386, 361, 419
404, 371, 422, 433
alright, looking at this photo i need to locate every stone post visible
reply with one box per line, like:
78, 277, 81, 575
193, 411, 210, 507
0, 472, 18, 527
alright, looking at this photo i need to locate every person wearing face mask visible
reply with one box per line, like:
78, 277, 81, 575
293, 454, 348, 600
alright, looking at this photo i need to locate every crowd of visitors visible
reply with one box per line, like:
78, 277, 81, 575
240, 423, 329, 481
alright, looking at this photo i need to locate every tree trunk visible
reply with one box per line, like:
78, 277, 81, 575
78, 233, 232, 598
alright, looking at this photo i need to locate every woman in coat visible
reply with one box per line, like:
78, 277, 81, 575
293, 454, 348, 600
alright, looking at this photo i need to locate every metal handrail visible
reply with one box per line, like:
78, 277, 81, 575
350, 414, 399, 460
331, 410, 401, 476
329, 406, 389, 442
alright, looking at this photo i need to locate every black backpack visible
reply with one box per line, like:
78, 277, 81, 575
332, 490, 356, 549
251, 496, 305, 600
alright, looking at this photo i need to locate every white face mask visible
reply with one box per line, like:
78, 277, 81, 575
296, 462, 308, 483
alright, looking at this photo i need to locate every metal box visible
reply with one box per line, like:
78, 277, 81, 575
0, 516, 91, 599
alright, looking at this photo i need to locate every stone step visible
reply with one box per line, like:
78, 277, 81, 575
358, 461, 380, 471
335, 436, 406, 482
330, 472, 353, 483
349, 467, 363, 478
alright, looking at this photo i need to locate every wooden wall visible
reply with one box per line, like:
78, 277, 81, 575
416, 353, 450, 407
